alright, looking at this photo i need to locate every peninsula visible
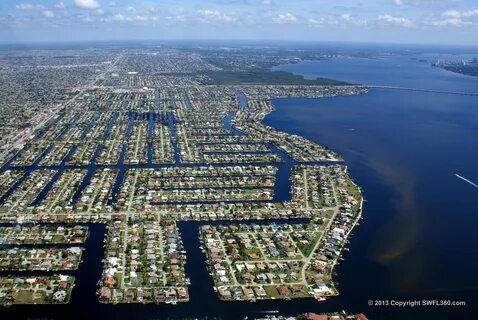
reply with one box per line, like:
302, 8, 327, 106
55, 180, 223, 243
0, 46, 365, 306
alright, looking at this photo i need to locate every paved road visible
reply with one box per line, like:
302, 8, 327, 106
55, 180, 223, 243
0, 54, 122, 164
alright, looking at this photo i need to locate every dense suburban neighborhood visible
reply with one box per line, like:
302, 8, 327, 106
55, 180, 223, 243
0, 46, 364, 313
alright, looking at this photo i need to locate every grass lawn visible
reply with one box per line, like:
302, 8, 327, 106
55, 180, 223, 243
263, 285, 309, 299
15, 290, 46, 304
325, 210, 335, 219
242, 248, 262, 260
297, 232, 321, 256
52, 235, 65, 243
264, 285, 283, 299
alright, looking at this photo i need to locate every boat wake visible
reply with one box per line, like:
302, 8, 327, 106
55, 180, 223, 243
455, 174, 478, 189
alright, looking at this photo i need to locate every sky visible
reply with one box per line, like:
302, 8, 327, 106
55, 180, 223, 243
1, 0, 478, 45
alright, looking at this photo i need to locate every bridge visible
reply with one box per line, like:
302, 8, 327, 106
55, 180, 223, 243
368, 85, 478, 96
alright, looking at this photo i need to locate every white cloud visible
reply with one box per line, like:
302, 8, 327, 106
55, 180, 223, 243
55, 2, 65, 9
308, 18, 326, 26
391, 0, 457, 7
273, 13, 297, 24
111, 13, 124, 22
308, 14, 366, 27
425, 9, 478, 28
15, 3, 45, 10
196, 10, 233, 23
15, 3, 33, 10
308, 17, 340, 27
74, 0, 100, 10
428, 18, 472, 27
42, 10, 55, 18
340, 14, 367, 26
443, 9, 478, 19
16, 1, 66, 14
378, 14, 413, 27
99, 11, 159, 23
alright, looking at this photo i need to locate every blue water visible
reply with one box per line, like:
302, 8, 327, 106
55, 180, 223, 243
273, 54, 478, 91
267, 55, 478, 318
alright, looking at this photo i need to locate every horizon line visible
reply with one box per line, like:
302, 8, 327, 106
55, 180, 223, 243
0, 38, 478, 49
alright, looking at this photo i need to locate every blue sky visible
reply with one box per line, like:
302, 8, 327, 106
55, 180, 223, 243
1, 0, 478, 45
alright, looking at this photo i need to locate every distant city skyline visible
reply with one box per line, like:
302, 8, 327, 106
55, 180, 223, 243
1, 0, 478, 45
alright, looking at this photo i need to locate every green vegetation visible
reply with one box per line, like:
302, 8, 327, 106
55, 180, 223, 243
264, 285, 283, 298
295, 232, 321, 256
203, 70, 350, 85
441, 65, 478, 77
15, 290, 44, 304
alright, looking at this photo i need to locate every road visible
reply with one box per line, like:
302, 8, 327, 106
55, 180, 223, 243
0, 54, 123, 164
369, 85, 478, 96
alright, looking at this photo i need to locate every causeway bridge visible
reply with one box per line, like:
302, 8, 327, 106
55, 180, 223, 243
368, 85, 478, 96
